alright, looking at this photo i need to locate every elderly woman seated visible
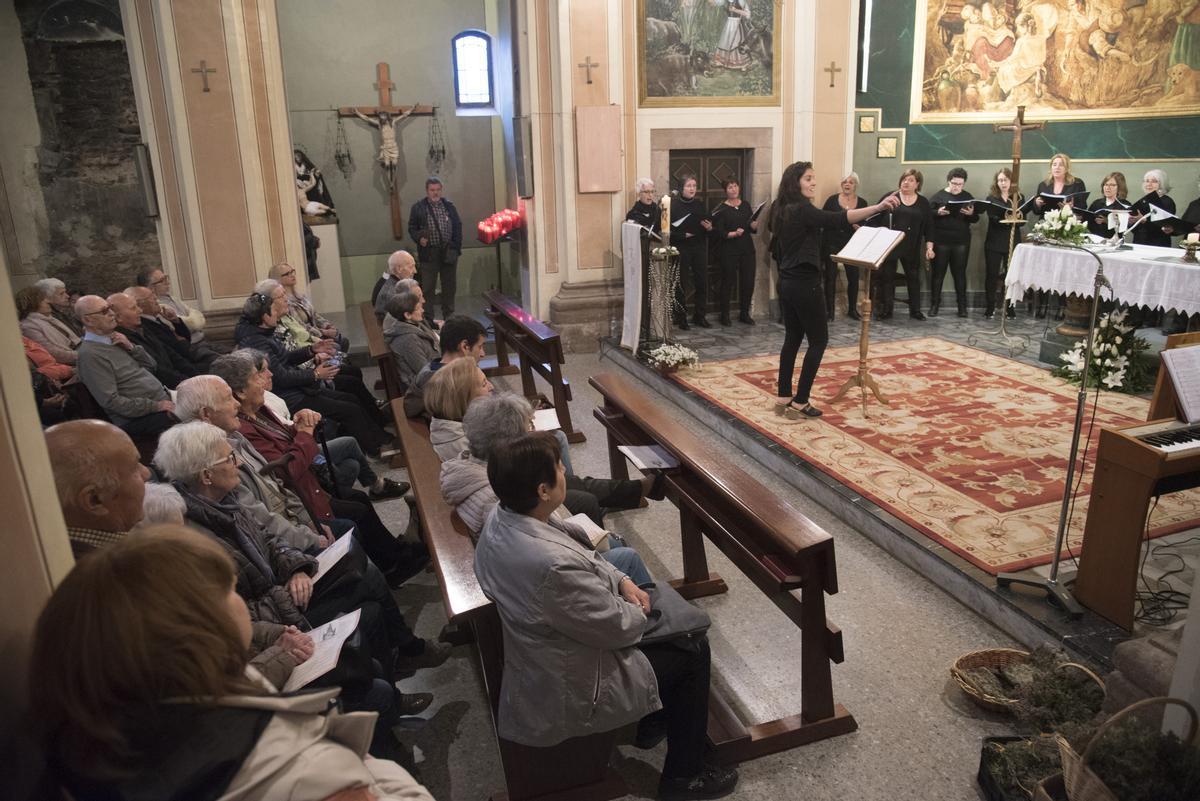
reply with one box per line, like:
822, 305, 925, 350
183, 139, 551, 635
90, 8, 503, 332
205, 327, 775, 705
443, 393, 652, 584
18, 285, 81, 366
427, 359, 661, 524
269, 261, 350, 351
383, 281, 439, 394
29, 526, 434, 799
474, 433, 737, 801
211, 350, 430, 588
152, 421, 440, 691
234, 289, 391, 456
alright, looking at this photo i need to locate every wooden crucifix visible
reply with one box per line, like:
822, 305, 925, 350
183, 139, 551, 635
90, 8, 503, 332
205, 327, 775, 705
338, 62, 435, 239
993, 105, 1044, 217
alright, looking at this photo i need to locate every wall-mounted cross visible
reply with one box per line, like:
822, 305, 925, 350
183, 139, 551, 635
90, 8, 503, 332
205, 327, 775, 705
823, 60, 842, 88
577, 56, 600, 85
191, 60, 217, 92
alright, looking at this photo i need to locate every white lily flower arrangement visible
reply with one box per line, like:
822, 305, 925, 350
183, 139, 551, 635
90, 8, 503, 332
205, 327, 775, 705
645, 342, 699, 371
1051, 309, 1151, 393
1032, 205, 1088, 246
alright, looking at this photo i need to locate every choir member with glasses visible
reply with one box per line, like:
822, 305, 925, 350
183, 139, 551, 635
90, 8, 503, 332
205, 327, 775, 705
928, 167, 980, 318
1086, 172, 1131, 238
671, 176, 714, 330
1131, 169, 1177, 248
983, 168, 1024, 320
820, 172, 868, 322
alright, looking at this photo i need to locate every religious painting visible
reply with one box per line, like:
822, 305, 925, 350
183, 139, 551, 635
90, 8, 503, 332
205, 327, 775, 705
911, 0, 1200, 122
638, 0, 782, 107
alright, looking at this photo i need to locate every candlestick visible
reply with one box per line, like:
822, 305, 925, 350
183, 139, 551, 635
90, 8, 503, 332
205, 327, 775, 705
660, 195, 671, 247
1187, 232, 1199, 244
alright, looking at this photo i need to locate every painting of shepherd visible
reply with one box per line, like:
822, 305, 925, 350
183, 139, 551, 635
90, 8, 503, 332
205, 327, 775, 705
639, 0, 781, 106
912, 0, 1200, 121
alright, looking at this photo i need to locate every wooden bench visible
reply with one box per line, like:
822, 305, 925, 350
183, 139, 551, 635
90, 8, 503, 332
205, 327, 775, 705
483, 290, 584, 444
589, 372, 854, 764
393, 400, 625, 801
360, 301, 405, 403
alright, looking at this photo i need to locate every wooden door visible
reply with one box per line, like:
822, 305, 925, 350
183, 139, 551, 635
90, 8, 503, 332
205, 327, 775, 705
668, 149, 750, 314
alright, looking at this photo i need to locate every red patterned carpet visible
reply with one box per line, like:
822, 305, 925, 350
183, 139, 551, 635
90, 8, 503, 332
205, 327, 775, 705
669, 337, 1200, 574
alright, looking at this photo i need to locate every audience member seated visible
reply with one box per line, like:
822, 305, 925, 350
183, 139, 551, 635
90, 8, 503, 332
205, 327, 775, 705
474, 433, 737, 801
175, 374, 317, 534
28, 526, 434, 800
404, 314, 486, 418
17, 285, 80, 364
211, 350, 427, 585
110, 290, 196, 389
36, 277, 84, 337
154, 422, 447, 694
424, 356, 493, 460
128, 285, 217, 370
443, 393, 652, 584
234, 291, 391, 456
384, 283, 439, 394
23, 333, 74, 384
139, 480, 188, 525
136, 265, 208, 343
374, 249, 417, 322
74, 294, 176, 436
45, 419, 150, 557
257, 278, 358, 378
32, 369, 78, 426
271, 261, 350, 351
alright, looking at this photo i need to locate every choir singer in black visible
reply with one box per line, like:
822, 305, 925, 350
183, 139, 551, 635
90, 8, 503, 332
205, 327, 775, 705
820, 172, 868, 322
928, 167, 979, 318
625, 178, 661, 234
870, 168, 932, 321
1086, 172, 1130, 239
982, 168, 1024, 320
712, 178, 758, 326
671, 176, 714, 329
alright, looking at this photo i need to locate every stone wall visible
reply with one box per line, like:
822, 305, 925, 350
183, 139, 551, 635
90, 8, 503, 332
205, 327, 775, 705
14, 0, 160, 294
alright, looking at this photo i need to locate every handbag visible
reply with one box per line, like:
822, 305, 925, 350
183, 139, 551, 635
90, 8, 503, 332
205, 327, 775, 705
639, 581, 711, 647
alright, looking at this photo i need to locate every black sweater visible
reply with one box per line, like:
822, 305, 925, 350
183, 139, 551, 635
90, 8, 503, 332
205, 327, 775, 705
712, 200, 756, 255
928, 189, 979, 245
1132, 192, 1176, 247
774, 199, 848, 279
1085, 197, 1132, 238
1034, 179, 1087, 216
625, 200, 660, 233
820, 194, 868, 254
870, 193, 931, 259
984, 194, 1025, 254
670, 195, 709, 247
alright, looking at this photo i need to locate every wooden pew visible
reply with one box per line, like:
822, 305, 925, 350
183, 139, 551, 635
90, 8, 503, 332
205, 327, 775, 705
393, 400, 625, 801
589, 372, 855, 764
483, 290, 585, 444
360, 301, 405, 402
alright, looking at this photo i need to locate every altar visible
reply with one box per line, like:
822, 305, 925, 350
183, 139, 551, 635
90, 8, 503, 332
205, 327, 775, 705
1005, 242, 1200, 316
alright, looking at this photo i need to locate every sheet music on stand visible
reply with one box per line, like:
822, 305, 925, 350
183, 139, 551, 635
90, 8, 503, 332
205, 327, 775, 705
1161, 347, 1200, 424
833, 227, 906, 268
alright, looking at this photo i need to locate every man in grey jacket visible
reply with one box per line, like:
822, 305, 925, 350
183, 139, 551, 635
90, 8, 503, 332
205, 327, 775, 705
75, 294, 176, 436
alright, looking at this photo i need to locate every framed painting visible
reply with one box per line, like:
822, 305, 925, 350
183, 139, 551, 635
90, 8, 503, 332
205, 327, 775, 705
638, 0, 782, 107
910, 0, 1200, 123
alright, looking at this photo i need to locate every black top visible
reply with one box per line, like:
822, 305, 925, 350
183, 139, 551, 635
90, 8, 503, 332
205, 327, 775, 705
1182, 197, 1200, 234
670, 195, 709, 247
774, 198, 849, 279
928, 189, 980, 245
625, 200, 660, 233
1132, 192, 1176, 247
870, 193, 931, 258
983, 194, 1026, 254
1033, 179, 1087, 216
820, 193, 868, 253
1085, 197, 1132, 238
712, 200, 756, 255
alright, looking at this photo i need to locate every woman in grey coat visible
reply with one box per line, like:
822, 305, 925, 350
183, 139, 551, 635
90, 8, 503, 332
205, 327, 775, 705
474, 432, 738, 801
383, 283, 439, 394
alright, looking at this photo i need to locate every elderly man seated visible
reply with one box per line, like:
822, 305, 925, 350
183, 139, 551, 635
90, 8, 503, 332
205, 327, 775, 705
127, 285, 217, 370
74, 294, 176, 436
136, 266, 207, 343
45, 419, 150, 557
383, 282, 439, 395
109, 291, 195, 389
374, 249, 417, 322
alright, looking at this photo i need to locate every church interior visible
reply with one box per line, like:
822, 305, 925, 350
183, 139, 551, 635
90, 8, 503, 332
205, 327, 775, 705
3, 0, 1200, 799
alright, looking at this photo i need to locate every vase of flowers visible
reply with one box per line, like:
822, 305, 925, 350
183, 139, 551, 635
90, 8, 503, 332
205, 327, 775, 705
1032, 205, 1089, 246
1051, 310, 1152, 393
645, 343, 699, 375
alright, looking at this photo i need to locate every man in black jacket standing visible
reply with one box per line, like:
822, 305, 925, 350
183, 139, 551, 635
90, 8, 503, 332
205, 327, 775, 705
407, 176, 463, 318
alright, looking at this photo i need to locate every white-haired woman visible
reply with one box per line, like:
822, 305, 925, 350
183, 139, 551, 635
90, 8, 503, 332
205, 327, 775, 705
383, 280, 439, 394
35, 276, 84, 337
269, 261, 350, 350
625, 178, 660, 234
1132, 169, 1177, 248
820, 172, 869, 321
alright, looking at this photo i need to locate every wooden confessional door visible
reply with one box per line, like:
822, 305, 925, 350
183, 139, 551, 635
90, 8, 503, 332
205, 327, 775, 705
667, 149, 750, 315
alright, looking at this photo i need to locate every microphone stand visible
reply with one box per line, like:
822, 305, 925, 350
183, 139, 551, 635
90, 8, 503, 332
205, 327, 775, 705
995, 234, 1109, 617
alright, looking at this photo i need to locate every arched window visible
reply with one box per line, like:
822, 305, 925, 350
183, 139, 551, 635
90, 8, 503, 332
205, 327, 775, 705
452, 30, 493, 108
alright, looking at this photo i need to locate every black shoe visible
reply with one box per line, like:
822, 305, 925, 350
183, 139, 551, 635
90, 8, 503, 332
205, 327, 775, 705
738, 314, 756, 325
928, 304, 939, 317
634, 713, 668, 749
395, 691, 434, 716
1006, 307, 1016, 319
984, 311, 996, 320
1035, 308, 1047, 319
645, 470, 668, 501
847, 309, 861, 321
1054, 307, 1065, 321
658, 765, 739, 801
719, 315, 731, 326
879, 310, 893, 320
694, 317, 712, 328
369, 477, 410, 500
910, 311, 927, 321
676, 317, 690, 331
827, 311, 835, 322
396, 639, 453, 672
957, 309, 968, 318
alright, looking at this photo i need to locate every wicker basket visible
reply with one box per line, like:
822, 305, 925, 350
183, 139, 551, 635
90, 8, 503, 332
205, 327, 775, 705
952, 649, 1105, 714
1056, 696, 1199, 801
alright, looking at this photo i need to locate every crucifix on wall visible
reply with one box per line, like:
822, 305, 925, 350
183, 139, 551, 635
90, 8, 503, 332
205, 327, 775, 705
823, 60, 841, 88
338, 62, 435, 239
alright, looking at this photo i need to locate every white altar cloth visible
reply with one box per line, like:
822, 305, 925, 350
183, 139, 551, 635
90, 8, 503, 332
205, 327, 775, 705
1005, 242, 1200, 316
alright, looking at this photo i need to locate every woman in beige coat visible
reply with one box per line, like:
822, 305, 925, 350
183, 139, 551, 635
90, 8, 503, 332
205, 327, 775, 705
29, 525, 433, 801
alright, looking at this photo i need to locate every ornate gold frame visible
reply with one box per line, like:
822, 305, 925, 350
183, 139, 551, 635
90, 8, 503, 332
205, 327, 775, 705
637, 0, 782, 108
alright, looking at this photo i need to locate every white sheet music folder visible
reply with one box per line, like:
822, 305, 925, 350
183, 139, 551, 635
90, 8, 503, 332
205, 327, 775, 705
833, 227, 906, 269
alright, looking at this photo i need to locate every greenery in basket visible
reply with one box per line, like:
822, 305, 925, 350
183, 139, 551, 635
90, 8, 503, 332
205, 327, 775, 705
1068, 716, 1200, 801
1051, 309, 1152, 394
1032, 205, 1089, 246
961, 647, 1104, 733
981, 737, 1062, 801
645, 343, 699, 371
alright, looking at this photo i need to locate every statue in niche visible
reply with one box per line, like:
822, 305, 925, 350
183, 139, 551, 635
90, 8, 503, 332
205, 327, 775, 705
352, 107, 415, 189
294, 149, 335, 218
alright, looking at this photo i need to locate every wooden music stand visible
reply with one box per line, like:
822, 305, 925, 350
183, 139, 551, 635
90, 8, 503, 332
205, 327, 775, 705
829, 230, 906, 417
1148, 332, 1200, 421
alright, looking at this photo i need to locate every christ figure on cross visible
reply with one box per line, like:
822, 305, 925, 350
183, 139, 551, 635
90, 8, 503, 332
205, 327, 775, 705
353, 107, 416, 189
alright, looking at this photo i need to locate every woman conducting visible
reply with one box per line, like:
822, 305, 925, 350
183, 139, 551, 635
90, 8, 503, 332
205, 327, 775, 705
474, 432, 737, 801
769, 161, 898, 419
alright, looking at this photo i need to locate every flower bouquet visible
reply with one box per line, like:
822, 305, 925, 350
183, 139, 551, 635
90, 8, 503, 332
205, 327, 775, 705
1032, 205, 1089, 246
644, 343, 699, 374
1051, 309, 1152, 393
